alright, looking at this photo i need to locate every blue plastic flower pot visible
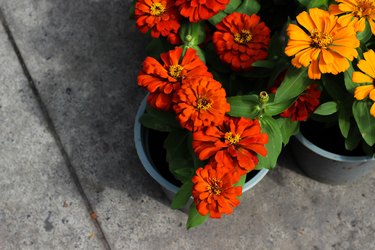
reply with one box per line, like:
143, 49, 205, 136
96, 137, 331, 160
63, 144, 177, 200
291, 133, 375, 185
134, 96, 269, 203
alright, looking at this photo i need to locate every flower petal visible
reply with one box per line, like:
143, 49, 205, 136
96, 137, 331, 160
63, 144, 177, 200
354, 85, 374, 100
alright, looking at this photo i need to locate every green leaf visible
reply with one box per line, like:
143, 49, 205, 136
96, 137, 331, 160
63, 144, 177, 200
266, 61, 290, 88
256, 116, 283, 170
186, 204, 208, 229
187, 133, 204, 169
313, 101, 338, 115
189, 45, 206, 64
174, 168, 195, 177
208, 11, 227, 26
224, 0, 242, 13
264, 95, 295, 116
252, 60, 275, 69
357, 21, 372, 44
338, 106, 351, 138
227, 95, 261, 119
357, 45, 364, 59
345, 122, 361, 151
235, 0, 260, 15
344, 62, 357, 94
274, 67, 309, 103
296, 0, 309, 7
353, 100, 375, 146
171, 181, 193, 209
307, 0, 329, 9
179, 22, 206, 46
322, 74, 348, 101
233, 175, 246, 187
276, 118, 300, 145
164, 130, 196, 182
321, 73, 354, 137
140, 106, 180, 132
268, 33, 286, 60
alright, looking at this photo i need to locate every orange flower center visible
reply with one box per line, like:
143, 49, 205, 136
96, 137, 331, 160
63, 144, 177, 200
353, 0, 375, 18
225, 132, 241, 145
149, 2, 166, 16
208, 178, 222, 195
234, 29, 253, 44
310, 30, 333, 49
169, 65, 184, 79
196, 97, 212, 110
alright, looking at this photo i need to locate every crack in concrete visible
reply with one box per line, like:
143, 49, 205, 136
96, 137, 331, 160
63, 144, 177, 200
0, 7, 112, 250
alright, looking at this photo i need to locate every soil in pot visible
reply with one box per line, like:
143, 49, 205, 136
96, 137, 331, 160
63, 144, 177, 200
300, 120, 365, 157
146, 128, 259, 187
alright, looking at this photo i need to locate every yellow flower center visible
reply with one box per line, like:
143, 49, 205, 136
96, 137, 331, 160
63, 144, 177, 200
208, 178, 222, 195
353, 0, 375, 18
234, 29, 253, 44
196, 97, 212, 110
149, 2, 166, 16
225, 132, 241, 145
310, 30, 333, 49
168, 65, 183, 79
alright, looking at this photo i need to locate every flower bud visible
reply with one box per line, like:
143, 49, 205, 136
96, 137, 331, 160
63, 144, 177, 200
259, 91, 269, 104
185, 35, 193, 42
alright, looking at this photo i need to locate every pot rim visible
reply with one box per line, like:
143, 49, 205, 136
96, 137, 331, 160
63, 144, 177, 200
134, 95, 269, 194
294, 133, 374, 162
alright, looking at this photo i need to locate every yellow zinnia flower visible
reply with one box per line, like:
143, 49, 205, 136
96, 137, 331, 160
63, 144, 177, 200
352, 49, 375, 118
329, 0, 375, 34
285, 8, 360, 80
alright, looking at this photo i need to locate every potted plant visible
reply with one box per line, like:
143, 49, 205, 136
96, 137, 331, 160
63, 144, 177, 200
130, 0, 374, 228
134, 95, 270, 212
287, 0, 375, 184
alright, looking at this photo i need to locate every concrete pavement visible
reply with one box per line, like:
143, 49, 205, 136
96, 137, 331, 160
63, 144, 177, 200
1, 1, 375, 249
0, 12, 104, 249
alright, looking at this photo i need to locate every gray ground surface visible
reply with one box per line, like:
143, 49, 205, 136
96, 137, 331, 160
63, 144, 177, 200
0, 1, 374, 249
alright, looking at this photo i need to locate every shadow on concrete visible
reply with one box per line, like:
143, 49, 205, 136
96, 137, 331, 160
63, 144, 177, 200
262, 144, 310, 189
7, 0, 172, 208
279, 144, 305, 174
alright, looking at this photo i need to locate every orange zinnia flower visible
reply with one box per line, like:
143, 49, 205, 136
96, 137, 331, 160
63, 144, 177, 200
193, 116, 268, 175
135, 0, 181, 38
212, 13, 271, 71
352, 49, 375, 117
138, 47, 212, 111
329, 0, 375, 34
285, 8, 360, 80
172, 77, 229, 131
175, 0, 230, 23
192, 162, 242, 218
